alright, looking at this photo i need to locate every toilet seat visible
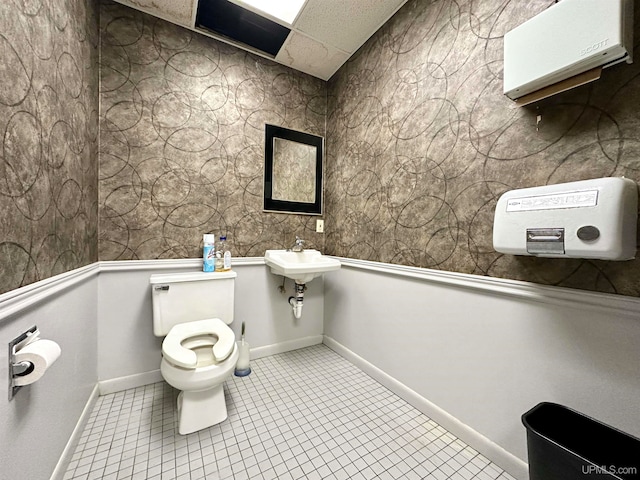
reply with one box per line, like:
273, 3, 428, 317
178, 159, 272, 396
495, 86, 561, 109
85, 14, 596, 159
162, 318, 234, 368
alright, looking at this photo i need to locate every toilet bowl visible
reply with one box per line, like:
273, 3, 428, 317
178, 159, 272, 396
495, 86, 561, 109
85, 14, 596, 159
150, 271, 238, 435
161, 319, 239, 434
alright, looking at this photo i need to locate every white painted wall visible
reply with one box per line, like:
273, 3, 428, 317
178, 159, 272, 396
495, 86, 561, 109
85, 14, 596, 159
6, 256, 639, 480
0, 258, 324, 479
97, 259, 324, 383
0, 267, 98, 480
323, 261, 640, 463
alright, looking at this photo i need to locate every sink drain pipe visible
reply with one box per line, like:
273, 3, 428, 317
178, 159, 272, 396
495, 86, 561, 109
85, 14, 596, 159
288, 283, 305, 319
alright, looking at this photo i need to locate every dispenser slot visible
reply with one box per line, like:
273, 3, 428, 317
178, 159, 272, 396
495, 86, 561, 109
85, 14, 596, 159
526, 228, 565, 255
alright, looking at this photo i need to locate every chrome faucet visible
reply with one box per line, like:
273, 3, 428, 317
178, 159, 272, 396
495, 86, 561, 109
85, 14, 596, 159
289, 236, 305, 252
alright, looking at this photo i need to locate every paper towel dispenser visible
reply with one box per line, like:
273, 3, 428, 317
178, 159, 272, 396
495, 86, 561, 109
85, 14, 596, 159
493, 178, 638, 260
504, 0, 633, 106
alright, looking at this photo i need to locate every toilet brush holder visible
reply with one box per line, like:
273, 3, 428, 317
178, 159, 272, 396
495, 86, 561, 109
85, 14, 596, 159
234, 340, 251, 377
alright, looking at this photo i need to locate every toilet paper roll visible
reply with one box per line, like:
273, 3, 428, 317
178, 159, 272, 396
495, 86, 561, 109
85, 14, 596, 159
13, 339, 61, 386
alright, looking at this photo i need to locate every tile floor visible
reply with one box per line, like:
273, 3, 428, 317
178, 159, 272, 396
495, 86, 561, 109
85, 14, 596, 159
63, 345, 517, 480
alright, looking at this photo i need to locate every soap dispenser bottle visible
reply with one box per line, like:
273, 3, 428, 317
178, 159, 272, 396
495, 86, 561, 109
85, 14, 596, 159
216, 235, 231, 271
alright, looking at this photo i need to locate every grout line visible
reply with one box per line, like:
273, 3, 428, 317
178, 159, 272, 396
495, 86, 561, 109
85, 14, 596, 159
63, 345, 519, 480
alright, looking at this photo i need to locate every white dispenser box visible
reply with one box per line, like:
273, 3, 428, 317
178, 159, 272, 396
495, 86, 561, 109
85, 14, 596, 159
493, 177, 638, 260
503, 0, 633, 101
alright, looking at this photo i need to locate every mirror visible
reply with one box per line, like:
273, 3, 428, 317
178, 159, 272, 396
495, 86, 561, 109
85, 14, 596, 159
264, 124, 323, 215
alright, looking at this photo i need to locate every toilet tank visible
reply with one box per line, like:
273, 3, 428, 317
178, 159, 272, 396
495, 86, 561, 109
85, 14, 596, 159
150, 271, 236, 336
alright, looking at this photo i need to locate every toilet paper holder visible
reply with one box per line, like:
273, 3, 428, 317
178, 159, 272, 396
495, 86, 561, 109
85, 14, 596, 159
8, 325, 39, 400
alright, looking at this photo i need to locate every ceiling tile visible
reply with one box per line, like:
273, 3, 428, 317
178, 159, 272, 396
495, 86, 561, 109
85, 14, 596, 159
275, 31, 350, 80
112, 0, 409, 80
294, 0, 407, 53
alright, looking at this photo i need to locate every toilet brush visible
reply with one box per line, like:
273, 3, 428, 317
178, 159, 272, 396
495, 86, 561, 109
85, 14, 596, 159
234, 322, 251, 377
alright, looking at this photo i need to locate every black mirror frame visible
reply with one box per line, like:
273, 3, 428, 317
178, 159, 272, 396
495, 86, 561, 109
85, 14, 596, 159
264, 124, 323, 215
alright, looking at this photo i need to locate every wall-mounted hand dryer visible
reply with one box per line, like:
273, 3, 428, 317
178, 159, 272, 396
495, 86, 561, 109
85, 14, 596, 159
493, 178, 638, 260
504, 0, 633, 106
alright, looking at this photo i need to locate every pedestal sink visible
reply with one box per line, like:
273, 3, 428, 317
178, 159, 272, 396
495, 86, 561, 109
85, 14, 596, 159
264, 249, 341, 284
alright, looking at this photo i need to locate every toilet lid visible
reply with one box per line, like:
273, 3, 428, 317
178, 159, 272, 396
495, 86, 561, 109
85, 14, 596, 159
162, 318, 235, 368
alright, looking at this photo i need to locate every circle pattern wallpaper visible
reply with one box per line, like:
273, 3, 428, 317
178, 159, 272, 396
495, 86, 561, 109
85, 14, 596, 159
0, 0, 99, 294
325, 0, 640, 296
4, 0, 640, 298
99, 2, 326, 261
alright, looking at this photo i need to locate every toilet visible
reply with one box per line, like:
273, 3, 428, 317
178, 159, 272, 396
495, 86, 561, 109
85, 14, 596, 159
150, 271, 238, 435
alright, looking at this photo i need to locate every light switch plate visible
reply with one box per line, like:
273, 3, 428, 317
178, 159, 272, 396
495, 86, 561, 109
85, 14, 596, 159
316, 219, 324, 233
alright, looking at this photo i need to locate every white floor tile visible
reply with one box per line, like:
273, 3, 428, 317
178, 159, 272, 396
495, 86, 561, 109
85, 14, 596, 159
64, 345, 514, 480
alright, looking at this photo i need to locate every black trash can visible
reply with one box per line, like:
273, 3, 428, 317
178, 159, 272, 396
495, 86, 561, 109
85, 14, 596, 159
522, 402, 640, 480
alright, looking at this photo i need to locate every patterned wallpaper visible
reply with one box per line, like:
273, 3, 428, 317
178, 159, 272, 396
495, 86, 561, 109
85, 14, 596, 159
4, 0, 640, 298
325, 0, 640, 297
0, 0, 99, 295
99, 2, 327, 260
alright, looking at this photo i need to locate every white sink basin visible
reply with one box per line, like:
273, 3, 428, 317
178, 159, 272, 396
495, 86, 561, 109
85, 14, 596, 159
264, 249, 341, 284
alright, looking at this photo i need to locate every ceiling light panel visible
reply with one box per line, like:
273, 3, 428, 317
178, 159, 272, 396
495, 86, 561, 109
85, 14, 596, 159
196, 0, 291, 57
235, 0, 306, 25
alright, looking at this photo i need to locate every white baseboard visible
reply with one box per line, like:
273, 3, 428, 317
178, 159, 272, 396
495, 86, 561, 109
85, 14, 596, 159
67, 337, 527, 479
250, 335, 323, 359
322, 336, 529, 480
98, 370, 164, 395
49, 384, 100, 480
96, 336, 323, 394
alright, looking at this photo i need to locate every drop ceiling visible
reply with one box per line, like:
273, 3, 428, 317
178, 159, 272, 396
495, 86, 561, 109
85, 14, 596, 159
112, 0, 409, 80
